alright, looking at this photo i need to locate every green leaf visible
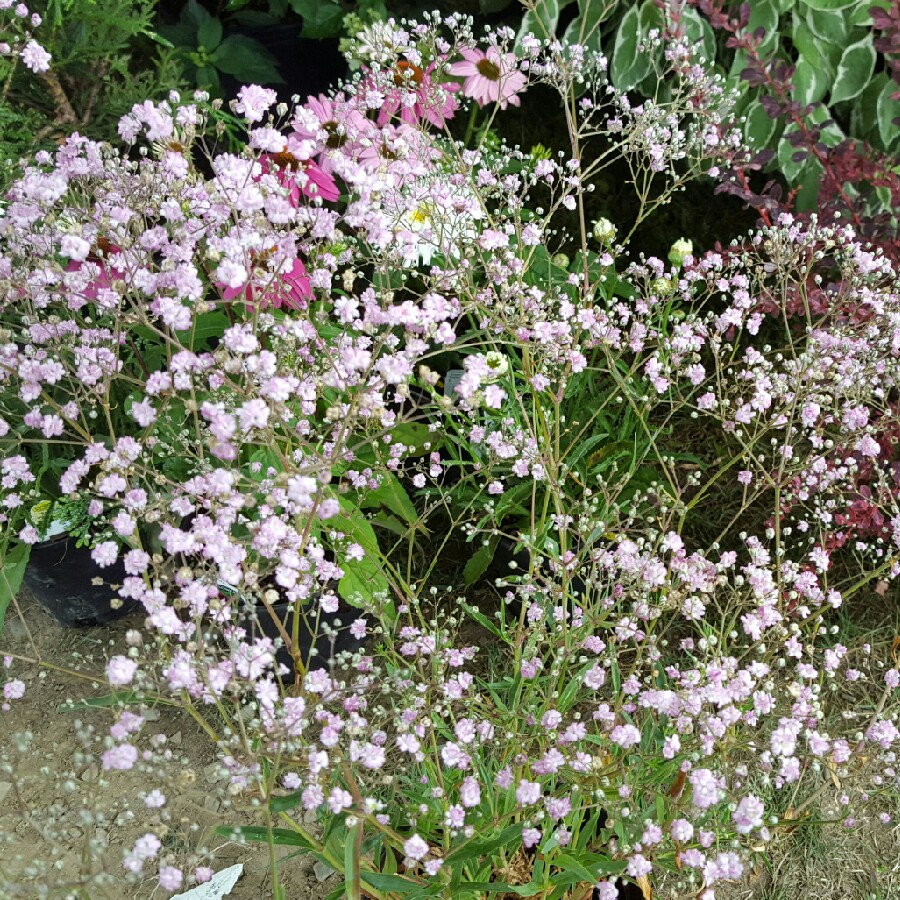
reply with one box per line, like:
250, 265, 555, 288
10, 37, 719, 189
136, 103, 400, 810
805, 6, 849, 44
184, 0, 213, 31
829, 34, 876, 105
445, 823, 521, 864
794, 158, 824, 213
59, 691, 147, 712
742, 97, 779, 151
289, 0, 345, 39
387, 422, 433, 457
877, 78, 900, 150
334, 497, 391, 606
177, 310, 230, 351
346, 821, 362, 900
358, 472, 424, 531
852, 0, 890, 25
517, 0, 564, 44
197, 15, 223, 51
463, 535, 499, 586
0, 542, 29, 633
269, 792, 303, 813
803, 0, 857, 9
448, 884, 542, 896
358, 872, 426, 893
793, 54, 828, 106
681, 7, 715, 63
611, 1, 660, 91
562, 0, 610, 53
460, 599, 508, 641
210, 35, 284, 83
215, 825, 316, 849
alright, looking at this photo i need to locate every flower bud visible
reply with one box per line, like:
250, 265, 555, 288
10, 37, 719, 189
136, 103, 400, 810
592, 217, 616, 244
668, 237, 693, 268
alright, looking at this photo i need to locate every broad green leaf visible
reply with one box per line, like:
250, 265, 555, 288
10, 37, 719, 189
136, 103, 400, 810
184, 0, 213, 30
387, 422, 433, 457
334, 497, 391, 606
179, 310, 230, 350
289, 0, 345, 39
210, 35, 284, 84
196, 15, 223, 51
805, 6, 849, 44
681, 7, 715, 63
853, 73, 886, 143
610, 4, 644, 90
0, 542, 29, 633
877, 78, 900, 150
269, 792, 303, 813
359, 472, 424, 531
562, 0, 610, 53
793, 55, 828, 106
743, 98, 779, 150
463, 535, 499, 586
729, 0, 778, 78
829, 34, 876, 105
459, 600, 507, 640
445, 884, 542, 896
852, 0, 890, 25
794, 158, 824, 212
610, 0, 662, 91
791, 19, 840, 78
517, 0, 564, 44
804, 0, 858, 8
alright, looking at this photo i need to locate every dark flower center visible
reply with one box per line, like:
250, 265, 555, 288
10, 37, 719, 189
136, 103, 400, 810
394, 60, 425, 87
87, 236, 114, 263
323, 121, 346, 149
476, 58, 501, 81
271, 150, 303, 172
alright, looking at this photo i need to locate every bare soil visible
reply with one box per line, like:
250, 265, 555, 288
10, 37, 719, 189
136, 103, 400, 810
0, 590, 335, 900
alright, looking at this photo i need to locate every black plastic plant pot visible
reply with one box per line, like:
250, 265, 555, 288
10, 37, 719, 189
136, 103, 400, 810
22, 538, 136, 628
243, 599, 367, 674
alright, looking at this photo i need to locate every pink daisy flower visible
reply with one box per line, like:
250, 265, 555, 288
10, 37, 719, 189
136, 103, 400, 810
258, 144, 340, 205
221, 257, 312, 311
292, 94, 370, 158
449, 46, 527, 109
375, 60, 459, 128
65, 238, 125, 301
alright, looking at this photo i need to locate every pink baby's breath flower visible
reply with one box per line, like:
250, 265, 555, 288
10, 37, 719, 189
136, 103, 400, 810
107, 655, 137, 686
403, 833, 429, 861
20, 38, 51, 73
3, 679, 25, 700
102, 743, 138, 771
91, 540, 119, 568
235, 84, 278, 123
158, 866, 183, 892
449, 46, 527, 109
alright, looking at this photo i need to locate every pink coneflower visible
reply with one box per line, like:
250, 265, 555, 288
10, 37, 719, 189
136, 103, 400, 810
259, 144, 340, 204
65, 237, 125, 301
449, 46, 527, 109
376, 60, 459, 128
292, 94, 370, 155
221, 256, 312, 311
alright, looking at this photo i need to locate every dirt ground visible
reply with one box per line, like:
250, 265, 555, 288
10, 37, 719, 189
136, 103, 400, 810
0, 589, 336, 900
4, 590, 900, 900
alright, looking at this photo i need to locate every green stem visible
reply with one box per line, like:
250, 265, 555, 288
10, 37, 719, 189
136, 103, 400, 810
463, 102, 479, 146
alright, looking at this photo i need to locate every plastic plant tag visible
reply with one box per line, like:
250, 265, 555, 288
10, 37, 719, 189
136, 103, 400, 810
170, 864, 243, 899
